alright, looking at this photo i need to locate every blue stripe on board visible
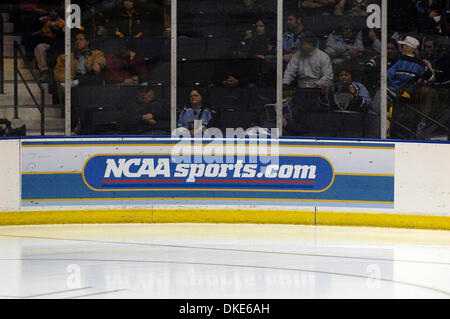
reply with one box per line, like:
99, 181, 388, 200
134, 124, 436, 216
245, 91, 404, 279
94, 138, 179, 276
21, 173, 394, 203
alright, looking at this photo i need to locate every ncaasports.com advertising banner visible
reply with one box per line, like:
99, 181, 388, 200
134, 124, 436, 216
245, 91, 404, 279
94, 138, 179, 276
21, 138, 395, 209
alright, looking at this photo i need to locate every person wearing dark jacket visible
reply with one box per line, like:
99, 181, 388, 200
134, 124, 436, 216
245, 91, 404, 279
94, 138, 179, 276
105, 44, 149, 84
76, 0, 111, 42
212, 52, 258, 88
109, 0, 163, 39
121, 84, 170, 135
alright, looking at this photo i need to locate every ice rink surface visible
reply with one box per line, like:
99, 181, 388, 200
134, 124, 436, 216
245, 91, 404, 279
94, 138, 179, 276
0, 223, 448, 299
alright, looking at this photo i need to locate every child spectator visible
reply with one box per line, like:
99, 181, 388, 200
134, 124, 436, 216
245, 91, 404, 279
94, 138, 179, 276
322, 64, 372, 112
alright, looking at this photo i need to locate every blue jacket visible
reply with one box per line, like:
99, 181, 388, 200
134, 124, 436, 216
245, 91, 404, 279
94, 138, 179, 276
387, 55, 425, 98
177, 107, 212, 130
324, 81, 372, 111
350, 82, 372, 110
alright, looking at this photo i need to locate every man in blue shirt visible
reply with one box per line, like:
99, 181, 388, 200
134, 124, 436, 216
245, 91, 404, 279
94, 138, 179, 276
283, 11, 307, 64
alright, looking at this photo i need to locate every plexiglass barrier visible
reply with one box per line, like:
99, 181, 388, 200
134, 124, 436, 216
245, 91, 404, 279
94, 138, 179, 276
0, 1, 448, 140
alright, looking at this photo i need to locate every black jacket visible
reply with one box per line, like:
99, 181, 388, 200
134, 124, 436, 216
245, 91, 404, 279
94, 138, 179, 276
121, 99, 170, 134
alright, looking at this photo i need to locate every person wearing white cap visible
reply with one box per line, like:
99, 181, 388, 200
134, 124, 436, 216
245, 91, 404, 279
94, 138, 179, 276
387, 36, 426, 101
397, 36, 421, 58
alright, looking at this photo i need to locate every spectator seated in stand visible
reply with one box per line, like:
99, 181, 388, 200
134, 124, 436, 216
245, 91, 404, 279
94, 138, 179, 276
105, 42, 149, 85
120, 83, 171, 135
212, 42, 259, 88
387, 35, 434, 138
387, 36, 427, 104
227, 0, 269, 37
33, 6, 65, 83
298, 0, 346, 16
246, 19, 275, 61
76, 0, 111, 45
387, 38, 400, 68
54, 31, 106, 131
412, 35, 450, 136
234, 18, 276, 86
325, 18, 364, 65
109, 0, 146, 40
321, 64, 372, 112
177, 88, 213, 135
283, 11, 308, 64
54, 31, 106, 88
345, 0, 370, 17
283, 35, 334, 89
18, 0, 50, 61
422, 36, 441, 62
109, 0, 163, 40
414, 0, 449, 35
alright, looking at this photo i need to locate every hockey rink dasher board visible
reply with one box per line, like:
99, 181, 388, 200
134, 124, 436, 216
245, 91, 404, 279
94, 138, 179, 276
20, 139, 395, 209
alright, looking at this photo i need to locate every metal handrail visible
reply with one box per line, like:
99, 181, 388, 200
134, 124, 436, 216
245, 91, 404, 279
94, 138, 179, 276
14, 41, 45, 135
392, 90, 449, 141
401, 101, 449, 141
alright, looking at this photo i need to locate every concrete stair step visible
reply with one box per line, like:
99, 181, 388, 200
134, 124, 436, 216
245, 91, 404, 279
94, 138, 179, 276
0, 82, 53, 106
3, 22, 14, 34
0, 104, 63, 119
26, 130, 67, 136
3, 43, 26, 58
11, 117, 66, 131
3, 35, 26, 58
3, 34, 22, 45
2, 81, 50, 91
1, 13, 10, 22
2, 57, 41, 81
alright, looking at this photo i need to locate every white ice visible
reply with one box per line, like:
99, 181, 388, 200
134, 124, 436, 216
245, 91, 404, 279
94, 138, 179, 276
0, 223, 448, 299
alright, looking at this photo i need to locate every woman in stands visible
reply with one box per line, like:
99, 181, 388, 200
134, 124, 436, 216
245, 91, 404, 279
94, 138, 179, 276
177, 89, 213, 134
247, 19, 275, 60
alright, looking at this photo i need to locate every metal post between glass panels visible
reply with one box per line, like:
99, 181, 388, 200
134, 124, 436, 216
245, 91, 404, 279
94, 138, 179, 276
65, 0, 71, 136
171, 0, 177, 134
381, 0, 387, 139
277, 0, 283, 136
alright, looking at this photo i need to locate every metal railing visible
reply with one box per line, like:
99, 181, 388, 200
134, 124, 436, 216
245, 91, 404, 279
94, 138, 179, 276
14, 41, 45, 135
389, 91, 449, 141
